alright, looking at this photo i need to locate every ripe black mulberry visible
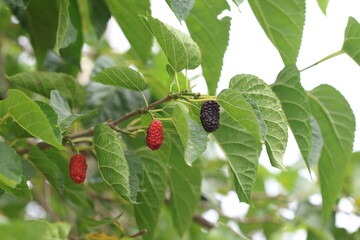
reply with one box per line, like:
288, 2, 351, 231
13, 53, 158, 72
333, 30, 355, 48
200, 100, 220, 132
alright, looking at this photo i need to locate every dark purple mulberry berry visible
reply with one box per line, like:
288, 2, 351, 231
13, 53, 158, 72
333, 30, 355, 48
200, 100, 220, 132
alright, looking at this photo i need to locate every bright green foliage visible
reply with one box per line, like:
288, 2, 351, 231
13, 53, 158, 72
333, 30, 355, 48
0, 142, 23, 187
134, 147, 167, 240
272, 65, 312, 172
0, 177, 32, 199
0, 1, 359, 239
35, 101, 62, 144
143, 16, 202, 72
54, 0, 69, 55
213, 113, 262, 204
7, 89, 65, 150
218, 89, 262, 143
94, 124, 131, 202
167, 133, 202, 236
309, 85, 356, 222
316, 0, 330, 15
186, 0, 230, 95
92, 66, 148, 91
0, 220, 71, 240
106, 0, 152, 64
166, 0, 194, 21
49, 90, 96, 133
342, 17, 360, 66
230, 74, 288, 169
7, 72, 86, 108
172, 103, 208, 165
248, 0, 305, 65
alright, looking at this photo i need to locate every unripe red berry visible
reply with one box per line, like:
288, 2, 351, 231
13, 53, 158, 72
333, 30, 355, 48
146, 120, 164, 151
69, 154, 87, 184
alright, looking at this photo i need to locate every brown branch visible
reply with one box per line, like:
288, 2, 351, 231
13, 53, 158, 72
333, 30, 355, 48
17, 93, 175, 155
128, 229, 148, 238
193, 214, 217, 229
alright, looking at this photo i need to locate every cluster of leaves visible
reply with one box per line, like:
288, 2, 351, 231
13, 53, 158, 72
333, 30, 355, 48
0, 0, 359, 239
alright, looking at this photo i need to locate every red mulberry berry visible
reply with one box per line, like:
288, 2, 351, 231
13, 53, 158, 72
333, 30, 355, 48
146, 120, 164, 151
69, 154, 87, 184
200, 100, 220, 132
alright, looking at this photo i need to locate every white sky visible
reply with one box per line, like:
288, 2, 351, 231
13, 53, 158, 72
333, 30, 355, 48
106, 1, 360, 238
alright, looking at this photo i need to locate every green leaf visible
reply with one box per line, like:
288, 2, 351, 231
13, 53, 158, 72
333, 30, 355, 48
7, 0, 58, 68
0, 99, 8, 119
50, 90, 96, 133
186, 0, 230, 95
316, 0, 329, 15
94, 124, 131, 202
168, 133, 202, 236
88, 0, 111, 39
230, 74, 288, 169
7, 0, 31, 8
1, 100, 32, 140
0, 177, 32, 199
7, 71, 86, 108
248, 0, 305, 65
218, 89, 262, 142
143, 16, 201, 72
142, 51, 187, 101
106, 0, 152, 63
35, 101, 58, 128
243, 95, 268, 143
272, 65, 312, 172
35, 101, 62, 144
309, 84, 356, 222
166, 0, 194, 21
342, 17, 360, 66
0, 220, 71, 240
29, 146, 64, 194
55, 0, 83, 69
0, 142, 23, 187
22, 159, 36, 181
82, 82, 149, 128
213, 113, 262, 204
45, 149, 90, 208
7, 89, 65, 150
54, 0, 70, 55
92, 66, 147, 91
309, 116, 323, 168
134, 147, 167, 240
125, 151, 143, 201
172, 103, 208, 166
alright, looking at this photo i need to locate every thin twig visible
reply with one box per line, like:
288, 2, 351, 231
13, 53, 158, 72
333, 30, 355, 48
128, 229, 148, 238
16, 93, 175, 155
192, 214, 217, 229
